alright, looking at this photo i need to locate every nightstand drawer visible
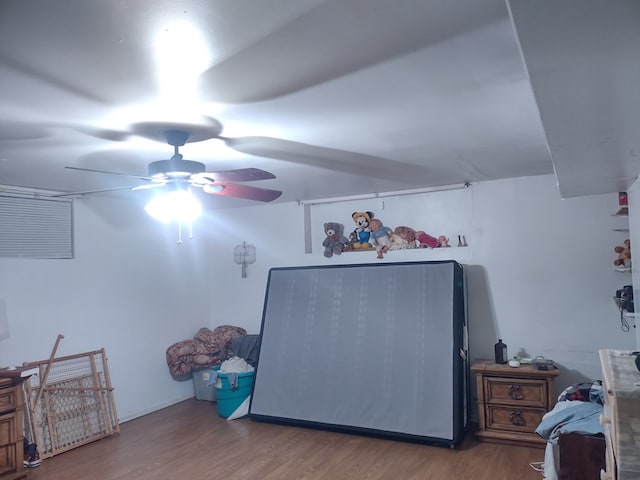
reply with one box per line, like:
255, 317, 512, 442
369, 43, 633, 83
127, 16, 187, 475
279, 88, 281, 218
485, 405, 545, 434
484, 376, 547, 408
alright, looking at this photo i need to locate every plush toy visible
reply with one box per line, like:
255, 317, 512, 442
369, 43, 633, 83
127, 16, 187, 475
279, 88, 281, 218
343, 231, 357, 252
369, 219, 393, 259
389, 226, 417, 250
614, 239, 632, 268
437, 235, 450, 247
350, 211, 374, 249
322, 222, 349, 258
415, 230, 439, 248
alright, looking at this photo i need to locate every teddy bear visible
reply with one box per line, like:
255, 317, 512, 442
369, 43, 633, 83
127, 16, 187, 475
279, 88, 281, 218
322, 222, 349, 258
437, 235, 450, 247
369, 218, 393, 259
415, 230, 439, 248
390, 226, 417, 250
350, 211, 374, 249
614, 239, 631, 268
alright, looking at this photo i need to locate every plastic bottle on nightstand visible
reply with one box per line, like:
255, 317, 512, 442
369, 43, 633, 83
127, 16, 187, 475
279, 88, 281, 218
494, 339, 508, 364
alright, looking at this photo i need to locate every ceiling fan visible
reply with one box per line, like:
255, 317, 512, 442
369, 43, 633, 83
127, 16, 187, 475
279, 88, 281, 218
69, 114, 429, 184
64, 128, 283, 203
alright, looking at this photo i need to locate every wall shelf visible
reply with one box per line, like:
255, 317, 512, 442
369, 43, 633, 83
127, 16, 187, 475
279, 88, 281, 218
325, 245, 473, 264
342, 246, 468, 254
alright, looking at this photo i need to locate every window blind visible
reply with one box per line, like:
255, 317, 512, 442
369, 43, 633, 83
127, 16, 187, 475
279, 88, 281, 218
0, 193, 73, 259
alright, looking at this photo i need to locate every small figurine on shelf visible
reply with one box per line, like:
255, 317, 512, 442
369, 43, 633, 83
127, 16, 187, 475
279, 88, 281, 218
389, 226, 417, 250
350, 211, 374, 250
437, 235, 450, 247
369, 219, 393, 259
322, 222, 349, 258
614, 239, 632, 270
415, 231, 439, 248
616, 191, 629, 216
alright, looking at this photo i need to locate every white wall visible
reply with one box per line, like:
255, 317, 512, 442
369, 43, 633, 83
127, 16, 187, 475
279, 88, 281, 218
1, 174, 633, 422
0, 196, 212, 421
627, 179, 640, 349
208, 174, 635, 392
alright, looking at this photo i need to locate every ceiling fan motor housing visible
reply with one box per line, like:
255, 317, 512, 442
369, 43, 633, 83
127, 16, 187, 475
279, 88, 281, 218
148, 159, 206, 178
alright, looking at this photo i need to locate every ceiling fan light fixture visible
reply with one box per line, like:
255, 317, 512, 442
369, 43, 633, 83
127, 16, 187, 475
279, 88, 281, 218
148, 159, 206, 178
144, 188, 202, 224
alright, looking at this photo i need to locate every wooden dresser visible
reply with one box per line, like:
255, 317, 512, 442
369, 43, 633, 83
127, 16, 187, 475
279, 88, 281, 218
599, 349, 640, 480
471, 359, 558, 448
0, 375, 27, 480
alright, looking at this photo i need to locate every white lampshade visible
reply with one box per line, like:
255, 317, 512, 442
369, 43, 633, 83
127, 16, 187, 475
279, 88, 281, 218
145, 189, 202, 224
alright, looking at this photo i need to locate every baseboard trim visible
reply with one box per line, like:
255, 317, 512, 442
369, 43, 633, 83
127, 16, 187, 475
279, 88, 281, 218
119, 393, 194, 423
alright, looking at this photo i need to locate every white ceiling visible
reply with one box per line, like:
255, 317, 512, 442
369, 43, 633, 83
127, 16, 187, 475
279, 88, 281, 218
0, 0, 634, 209
508, 0, 640, 198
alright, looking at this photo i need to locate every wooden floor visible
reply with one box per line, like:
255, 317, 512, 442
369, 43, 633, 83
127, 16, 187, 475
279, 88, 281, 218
27, 399, 544, 480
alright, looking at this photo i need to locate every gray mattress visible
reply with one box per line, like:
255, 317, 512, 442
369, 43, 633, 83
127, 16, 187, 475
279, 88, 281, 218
249, 260, 467, 447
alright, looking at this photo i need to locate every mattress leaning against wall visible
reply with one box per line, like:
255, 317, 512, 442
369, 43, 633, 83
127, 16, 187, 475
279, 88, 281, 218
249, 260, 468, 447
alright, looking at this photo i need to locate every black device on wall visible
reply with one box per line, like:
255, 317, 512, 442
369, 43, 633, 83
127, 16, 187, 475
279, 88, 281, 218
616, 285, 634, 313
249, 260, 468, 448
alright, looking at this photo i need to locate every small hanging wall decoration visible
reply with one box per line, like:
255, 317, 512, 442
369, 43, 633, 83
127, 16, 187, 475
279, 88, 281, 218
234, 242, 256, 278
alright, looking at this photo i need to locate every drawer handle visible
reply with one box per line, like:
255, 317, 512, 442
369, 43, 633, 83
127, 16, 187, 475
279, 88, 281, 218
509, 384, 524, 400
510, 410, 525, 426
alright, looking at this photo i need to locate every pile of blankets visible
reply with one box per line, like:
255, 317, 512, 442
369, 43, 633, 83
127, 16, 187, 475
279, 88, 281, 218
535, 381, 604, 480
166, 325, 247, 377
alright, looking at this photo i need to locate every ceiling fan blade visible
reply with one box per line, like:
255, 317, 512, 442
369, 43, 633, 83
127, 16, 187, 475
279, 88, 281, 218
203, 182, 282, 202
65, 166, 151, 180
75, 126, 132, 142
51, 186, 137, 197
195, 168, 276, 184
198, 0, 504, 103
0, 121, 52, 141
221, 136, 429, 182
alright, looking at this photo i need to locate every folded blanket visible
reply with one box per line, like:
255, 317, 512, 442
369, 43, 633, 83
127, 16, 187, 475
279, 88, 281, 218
166, 325, 247, 377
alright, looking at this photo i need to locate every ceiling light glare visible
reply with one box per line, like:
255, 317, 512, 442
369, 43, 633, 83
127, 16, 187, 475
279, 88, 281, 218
154, 21, 211, 101
145, 189, 202, 224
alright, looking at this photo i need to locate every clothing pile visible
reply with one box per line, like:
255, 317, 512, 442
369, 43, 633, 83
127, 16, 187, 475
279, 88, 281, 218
165, 325, 246, 377
535, 381, 604, 480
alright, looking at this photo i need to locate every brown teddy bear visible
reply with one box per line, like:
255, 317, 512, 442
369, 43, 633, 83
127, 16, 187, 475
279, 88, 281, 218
614, 239, 631, 268
437, 235, 450, 247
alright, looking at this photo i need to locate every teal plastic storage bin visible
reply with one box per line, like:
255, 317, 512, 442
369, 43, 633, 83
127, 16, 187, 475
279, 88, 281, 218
214, 370, 254, 418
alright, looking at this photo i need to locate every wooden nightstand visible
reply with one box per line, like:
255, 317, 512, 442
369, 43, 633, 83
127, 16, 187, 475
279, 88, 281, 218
471, 359, 559, 448
0, 375, 28, 479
